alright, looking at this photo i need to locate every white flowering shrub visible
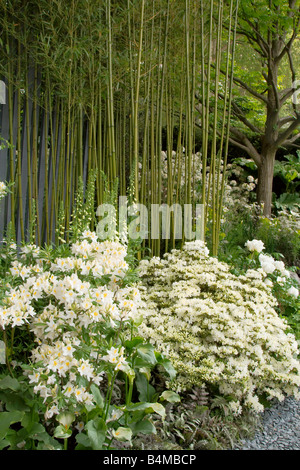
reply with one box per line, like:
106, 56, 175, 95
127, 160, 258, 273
0, 230, 174, 449
138, 241, 300, 414
243, 239, 300, 343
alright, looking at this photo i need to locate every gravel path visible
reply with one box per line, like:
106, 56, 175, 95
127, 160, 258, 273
234, 395, 300, 450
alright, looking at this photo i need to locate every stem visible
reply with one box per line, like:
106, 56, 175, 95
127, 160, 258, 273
126, 376, 134, 407
104, 372, 117, 421
2, 329, 13, 376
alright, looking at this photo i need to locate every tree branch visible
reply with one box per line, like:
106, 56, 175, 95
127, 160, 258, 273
230, 98, 263, 135
275, 116, 300, 148
230, 127, 262, 166
218, 67, 268, 104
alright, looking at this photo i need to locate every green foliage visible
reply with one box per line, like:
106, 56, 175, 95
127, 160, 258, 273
274, 151, 300, 195
0, 375, 62, 450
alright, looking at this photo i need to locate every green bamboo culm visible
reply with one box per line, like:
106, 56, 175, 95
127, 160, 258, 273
0, 0, 238, 257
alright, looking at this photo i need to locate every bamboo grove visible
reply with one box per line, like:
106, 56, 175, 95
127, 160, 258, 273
0, 0, 239, 257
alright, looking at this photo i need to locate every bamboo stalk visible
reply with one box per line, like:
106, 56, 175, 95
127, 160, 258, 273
216, 0, 239, 254
7, 41, 15, 237
32, 65, 40, 245
132, 0, 145, 203
211, 0, 223, 256
202, 0, 214, 236
106, 0, 116, 185
16, 39, 24, 241
25, 68, 32, 242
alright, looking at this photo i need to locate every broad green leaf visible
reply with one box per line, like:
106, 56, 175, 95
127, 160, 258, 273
0, 391, 30, 412
86, 417, 107, 450
139, 367, 151, 381
160, 390, 181, 403
0, 411, 24, 440
0, 376, 21, 391
148, 403, 166, 419
124, 337, 144, 351
90, 384, 104, 409
0, 438, 10, 450
125, 402, 166, 419
75, 432, 93, 449
135, 372, 156, 402
129, 418, 156, 436
136, 343, 157, 366
25, 422, 47, 439
156, 356, 177, 380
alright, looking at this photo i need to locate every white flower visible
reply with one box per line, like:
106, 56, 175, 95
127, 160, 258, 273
288, 286, 299, 298
103, 346, 128, 371
183, 240, 209, 256
258, 253, 276, 274
245, 239, 265, 253
45, 405, 59, 419
138, 244, 300, 412
261, 262, 276, 274
273, 260, 286, 274
75, 422, 85, 433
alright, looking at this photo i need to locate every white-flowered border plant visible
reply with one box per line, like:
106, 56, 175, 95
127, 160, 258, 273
137, 240, 300, 415
243, 238, 300, 342
0, 230, 175, 450
245, 238, 299, 297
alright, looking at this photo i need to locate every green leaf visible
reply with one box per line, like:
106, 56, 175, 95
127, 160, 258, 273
0, 376, 21, 391
0, 391, 30, 412
86, 417, 107, 450
124, 337, 144, 351
0, 438, 10, 450
129, 418, 156, 436
0, 411, 24, 440
136, 343, 157, 366
135, 372, 156, 402
156, 355, 177, 380
90, 384, 105, 409
25, 422, 47, 439
75, 432, 93, 449
125, 402, 166, 420
275, 192, 300, 209
160, 390, 181, 403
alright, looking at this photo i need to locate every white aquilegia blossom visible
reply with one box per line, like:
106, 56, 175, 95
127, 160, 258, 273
245, 239, 265, 253
138, 241, 300, 414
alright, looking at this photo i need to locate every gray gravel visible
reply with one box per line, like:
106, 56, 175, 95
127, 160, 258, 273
234, 395, 300, 450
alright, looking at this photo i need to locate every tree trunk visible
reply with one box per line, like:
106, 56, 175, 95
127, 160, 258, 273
256, 148, 276, 217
